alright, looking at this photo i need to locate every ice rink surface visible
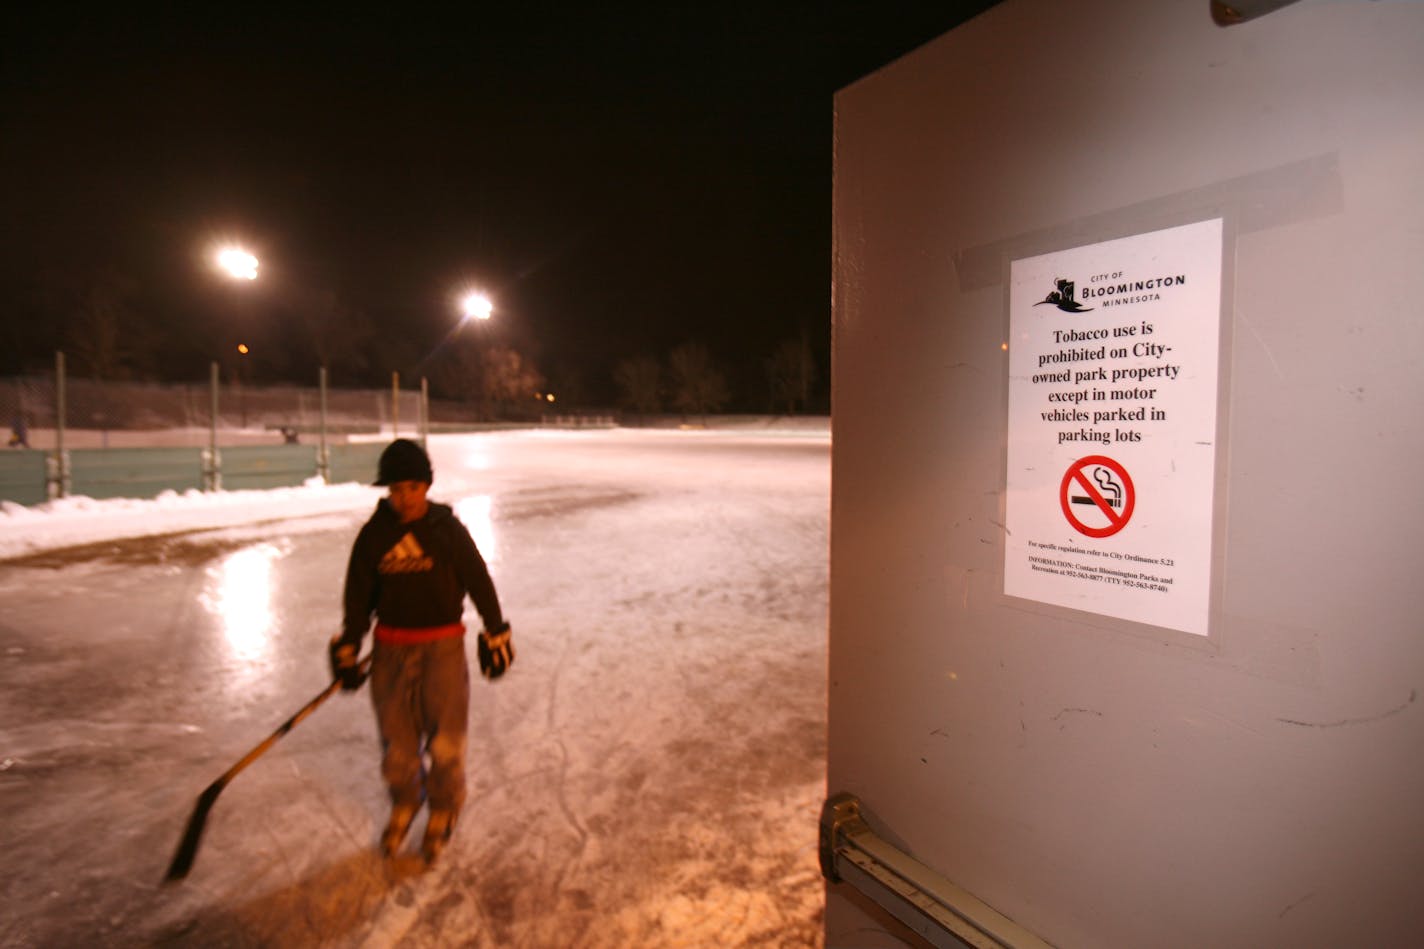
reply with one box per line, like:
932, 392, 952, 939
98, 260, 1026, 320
0, 427, 830, 947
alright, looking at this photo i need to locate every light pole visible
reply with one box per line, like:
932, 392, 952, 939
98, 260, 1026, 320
235, 342, 251, 428
456, 290, 496, 422
206, 245, 259, 488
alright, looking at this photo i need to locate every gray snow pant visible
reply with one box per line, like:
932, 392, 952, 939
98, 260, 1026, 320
369, 636, 470, 816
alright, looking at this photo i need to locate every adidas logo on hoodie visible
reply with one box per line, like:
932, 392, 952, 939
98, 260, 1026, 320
379, 533, 435, 574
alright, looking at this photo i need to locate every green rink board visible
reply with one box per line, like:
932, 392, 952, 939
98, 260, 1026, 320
328, 443, 384, 486
220, 445, 320, 491
1, 441, 396, 505
69, 448, 206, 499
0, 451, 50, 506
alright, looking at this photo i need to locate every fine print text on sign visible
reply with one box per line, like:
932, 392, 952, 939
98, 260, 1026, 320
1003, 219, 1223, 636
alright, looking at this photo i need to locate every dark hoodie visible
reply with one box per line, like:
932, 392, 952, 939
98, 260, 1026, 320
340, 499, 503, 646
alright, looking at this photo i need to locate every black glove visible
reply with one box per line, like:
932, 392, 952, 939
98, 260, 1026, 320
328, 637, 366, 691
477, 623, 514, 680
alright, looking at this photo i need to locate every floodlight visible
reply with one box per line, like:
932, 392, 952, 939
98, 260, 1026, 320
217, 247, 259, 281
461, 292, 494, 321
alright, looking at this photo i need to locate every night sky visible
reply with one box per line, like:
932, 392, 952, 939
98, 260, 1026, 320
2, 3, 995, 408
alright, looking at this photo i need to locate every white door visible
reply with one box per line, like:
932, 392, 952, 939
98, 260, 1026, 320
827, 2, 1424, 945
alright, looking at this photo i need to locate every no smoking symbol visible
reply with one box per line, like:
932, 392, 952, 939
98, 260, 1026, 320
1060, 455, 1135, 538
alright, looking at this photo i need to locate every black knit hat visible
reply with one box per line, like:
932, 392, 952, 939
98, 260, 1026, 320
374, 438, 433, 485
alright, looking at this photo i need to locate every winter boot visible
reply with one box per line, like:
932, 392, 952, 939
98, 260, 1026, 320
381, 804, 417, 858
421, 809, 455, 863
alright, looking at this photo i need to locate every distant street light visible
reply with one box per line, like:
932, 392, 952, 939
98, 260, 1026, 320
461, 291, 494, 322
216, 247, 259, 281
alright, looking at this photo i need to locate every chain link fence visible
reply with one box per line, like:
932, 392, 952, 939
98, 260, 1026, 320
0, 372, 538, 451
0, 362, 801, 506
0, 367, 573, 505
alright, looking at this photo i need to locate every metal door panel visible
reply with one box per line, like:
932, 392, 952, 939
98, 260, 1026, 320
828, 2, 1424, 946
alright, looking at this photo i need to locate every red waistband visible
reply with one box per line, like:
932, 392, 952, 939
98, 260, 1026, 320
373, 622, 466, 645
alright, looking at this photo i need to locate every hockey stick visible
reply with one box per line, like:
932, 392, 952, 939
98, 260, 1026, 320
164, 655, 372, 882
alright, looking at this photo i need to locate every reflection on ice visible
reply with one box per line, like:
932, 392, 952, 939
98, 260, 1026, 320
458, 444, 493, 472
200, 543, 285, 667
454, 495, 497, 564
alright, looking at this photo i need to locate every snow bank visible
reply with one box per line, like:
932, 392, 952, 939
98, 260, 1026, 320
0, 479, 381, 560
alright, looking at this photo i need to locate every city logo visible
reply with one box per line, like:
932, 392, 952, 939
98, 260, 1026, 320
1081, 272, 1187, 307
1035, 277, 1093, 313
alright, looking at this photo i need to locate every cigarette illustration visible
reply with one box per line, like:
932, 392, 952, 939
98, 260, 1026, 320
1071, 466, 1124, 508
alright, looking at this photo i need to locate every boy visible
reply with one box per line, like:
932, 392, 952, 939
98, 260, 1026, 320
330, 438, 513, 862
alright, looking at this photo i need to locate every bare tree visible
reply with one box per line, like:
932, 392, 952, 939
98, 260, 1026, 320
480, 345, 545, 414
430, 338, 484, 404
545, 364, 588, 411
667, 341, 729, 422
65, 280, 137, 381
298, 288, 376, 377
766, 335, 816, 414
431, 338, 545, 420
613, 355, 662, 418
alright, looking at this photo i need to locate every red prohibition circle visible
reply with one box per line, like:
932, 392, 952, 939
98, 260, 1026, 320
1059, 455, 1135, 538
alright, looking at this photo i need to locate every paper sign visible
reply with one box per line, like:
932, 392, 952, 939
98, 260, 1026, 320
1003, 219, 1223, 636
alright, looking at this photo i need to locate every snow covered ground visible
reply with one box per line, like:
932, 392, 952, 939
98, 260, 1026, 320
0, 480, 382, 561
0, 427, 831, 947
